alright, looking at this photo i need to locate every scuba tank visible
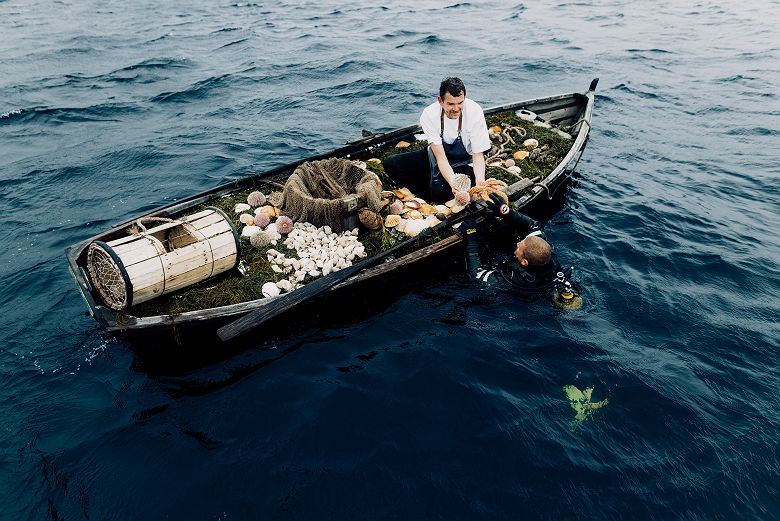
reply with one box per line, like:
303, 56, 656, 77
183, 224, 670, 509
552, 269, 583, 310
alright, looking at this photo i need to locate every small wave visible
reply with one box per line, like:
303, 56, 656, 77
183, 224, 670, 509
613, 83, 660, 100
150, 74, 241, 103
627, 48, 673, 54
216, 38, 249, 49
115, 57, 192, 73
444, 2, 473, 8
0, 103, 141, 126
724, 127, 778, 137
0, 109, 22, 119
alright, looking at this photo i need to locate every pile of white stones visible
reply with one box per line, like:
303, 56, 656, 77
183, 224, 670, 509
260, 222, 366, 298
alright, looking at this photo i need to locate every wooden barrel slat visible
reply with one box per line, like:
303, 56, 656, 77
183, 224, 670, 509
110, 239, 163, 266
183, 208, 216, 222
185, 212, 225, 229
196, 220, 232, 239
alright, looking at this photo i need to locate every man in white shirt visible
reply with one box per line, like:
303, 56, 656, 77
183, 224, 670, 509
384, 77, 492, 202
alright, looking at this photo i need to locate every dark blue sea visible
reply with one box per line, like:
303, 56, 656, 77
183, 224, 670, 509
2, 1, 779, 519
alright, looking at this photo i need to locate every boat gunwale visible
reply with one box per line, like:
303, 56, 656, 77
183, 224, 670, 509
66, 86, 595, 333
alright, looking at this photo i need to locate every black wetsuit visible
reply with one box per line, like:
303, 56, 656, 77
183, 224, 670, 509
464, 212, 561, 294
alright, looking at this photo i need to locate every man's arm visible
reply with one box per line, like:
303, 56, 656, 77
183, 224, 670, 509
472, 151, 486, 186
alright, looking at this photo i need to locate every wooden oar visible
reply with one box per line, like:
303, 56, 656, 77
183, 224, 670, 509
217, 206, 485, 342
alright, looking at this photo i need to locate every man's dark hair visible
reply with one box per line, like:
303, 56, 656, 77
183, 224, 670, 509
439, 77, 466, 99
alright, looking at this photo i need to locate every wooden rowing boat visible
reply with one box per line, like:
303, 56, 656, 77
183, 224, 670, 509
66, 79, 598, 346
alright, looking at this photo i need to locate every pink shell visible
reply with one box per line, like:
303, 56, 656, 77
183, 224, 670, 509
504, 159, 516, 168
247, 191, 266, 207
455, 191, 471, 206
276, 215, 294, 234
388, 201, 404, 215
253, 212, 270, 228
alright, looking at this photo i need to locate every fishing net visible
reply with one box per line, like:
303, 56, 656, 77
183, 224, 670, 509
86, 243, 129, 310
279, 158, 383, 231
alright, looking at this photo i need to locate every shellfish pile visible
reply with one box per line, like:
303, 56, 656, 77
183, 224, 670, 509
485, 113, 571, 175
260, 223, 366, 298
378, 187, 461, 237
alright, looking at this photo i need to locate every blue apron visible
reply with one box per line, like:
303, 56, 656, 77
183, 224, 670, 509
427, 109, 473, 201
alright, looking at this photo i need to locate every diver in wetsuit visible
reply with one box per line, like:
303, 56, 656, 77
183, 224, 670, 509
462, 193, 562, 295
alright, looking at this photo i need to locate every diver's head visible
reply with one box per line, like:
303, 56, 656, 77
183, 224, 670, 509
514, 235, 551, 267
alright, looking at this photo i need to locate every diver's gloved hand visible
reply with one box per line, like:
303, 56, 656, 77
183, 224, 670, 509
484, 192, 537, 232
485, 192, 514, 219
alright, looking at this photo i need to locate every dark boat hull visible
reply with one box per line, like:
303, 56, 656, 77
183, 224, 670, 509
66, 80, 597, 346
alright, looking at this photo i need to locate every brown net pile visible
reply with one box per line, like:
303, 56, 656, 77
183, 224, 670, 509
279, 158, 383, 231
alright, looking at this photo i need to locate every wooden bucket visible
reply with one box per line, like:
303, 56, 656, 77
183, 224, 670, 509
86, 207, 240, 311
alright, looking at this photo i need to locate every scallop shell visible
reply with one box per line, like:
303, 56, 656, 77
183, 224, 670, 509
259, 205, 277, 218
445, 199, 458, 208
419, 203, 437, 215
403, 219, 428, 237
435, 204, 449, 214
239, 213, 255, 225
504, 159, 515, 168
359, 208, 383, 230
405, 200, 421, 209
395, 219, 407, 233
514, 150, 530, 160
381, 190, 395, 199
384, 214, 402, 228
407, 210, 423, 220
451, 173, 471, 192
395, 140, 411, 148
234, 203, 251, 214
450, 204, 465, 214
523, 138, 539, 149
507, 165, 523, 175
455, 191, 471, 206
388, 201, 404, 215
488, 125, 503, 135
435, 212, 448, 220
367, 158, 382, 164
392, 189, 407, 199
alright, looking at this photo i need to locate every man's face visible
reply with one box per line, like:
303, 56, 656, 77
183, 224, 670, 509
514, 239, 529, 266
438, 91, 465, 119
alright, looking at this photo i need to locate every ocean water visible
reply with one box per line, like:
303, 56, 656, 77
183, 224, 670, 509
1, 1, 779, 519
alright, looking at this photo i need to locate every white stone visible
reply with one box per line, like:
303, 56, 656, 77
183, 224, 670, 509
262, 282, 280, 298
